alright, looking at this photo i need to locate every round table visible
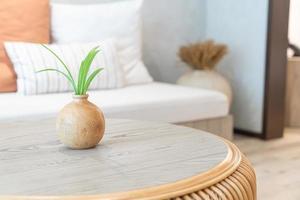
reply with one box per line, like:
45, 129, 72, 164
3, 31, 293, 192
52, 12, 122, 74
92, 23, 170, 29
0, 119, 256, 200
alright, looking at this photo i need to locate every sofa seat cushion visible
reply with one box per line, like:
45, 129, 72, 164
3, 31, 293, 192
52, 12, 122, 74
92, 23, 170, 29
0, 82, 229, 122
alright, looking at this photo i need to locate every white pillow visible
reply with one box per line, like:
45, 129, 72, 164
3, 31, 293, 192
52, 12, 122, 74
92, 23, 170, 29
4, 40, 125, 95
51, 0, 153, 85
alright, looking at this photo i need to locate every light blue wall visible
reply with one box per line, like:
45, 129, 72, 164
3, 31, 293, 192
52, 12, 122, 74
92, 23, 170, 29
205, 0, 269, 133
142, 0, 206, 82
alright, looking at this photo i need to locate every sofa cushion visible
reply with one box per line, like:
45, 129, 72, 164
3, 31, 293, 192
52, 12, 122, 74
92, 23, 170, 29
0, 82, 229, 123
0, 63, 16, 92
5, 40, 124, 95
51, 0, 153, 85
0, 0, 50, 92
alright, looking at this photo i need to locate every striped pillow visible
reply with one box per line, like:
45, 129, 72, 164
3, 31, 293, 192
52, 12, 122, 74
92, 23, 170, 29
4, 40, 124, 95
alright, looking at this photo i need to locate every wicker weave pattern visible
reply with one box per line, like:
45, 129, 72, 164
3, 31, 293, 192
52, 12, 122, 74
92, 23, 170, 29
170, 156, 256, 200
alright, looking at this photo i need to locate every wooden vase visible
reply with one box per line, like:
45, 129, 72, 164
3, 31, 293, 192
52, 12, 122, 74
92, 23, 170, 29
56, 94, 105, 149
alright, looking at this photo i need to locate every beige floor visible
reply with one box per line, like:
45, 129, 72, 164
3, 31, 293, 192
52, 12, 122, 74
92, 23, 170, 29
234, 128, 300, 200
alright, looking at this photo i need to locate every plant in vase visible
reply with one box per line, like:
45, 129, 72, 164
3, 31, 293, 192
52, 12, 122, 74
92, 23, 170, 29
177, 40, 233, 105
37, 45, 105, 149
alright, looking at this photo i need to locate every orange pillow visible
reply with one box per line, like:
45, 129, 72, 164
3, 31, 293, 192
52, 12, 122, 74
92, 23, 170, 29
0, 0, 50, 92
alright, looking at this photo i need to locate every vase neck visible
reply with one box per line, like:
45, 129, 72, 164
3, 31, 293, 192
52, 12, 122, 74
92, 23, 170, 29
73, 94, 89, 102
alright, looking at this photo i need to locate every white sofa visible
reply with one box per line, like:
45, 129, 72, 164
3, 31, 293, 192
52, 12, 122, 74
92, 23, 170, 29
0, 82, 232, 139
0, 1, 233, 140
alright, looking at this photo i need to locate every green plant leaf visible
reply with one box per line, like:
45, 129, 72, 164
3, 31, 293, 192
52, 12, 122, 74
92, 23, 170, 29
37, 45, 104, 95
36, 68, 77, 92
77, 46, 100, 94
82, 68, 103, 94
41, 44, 77, 94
